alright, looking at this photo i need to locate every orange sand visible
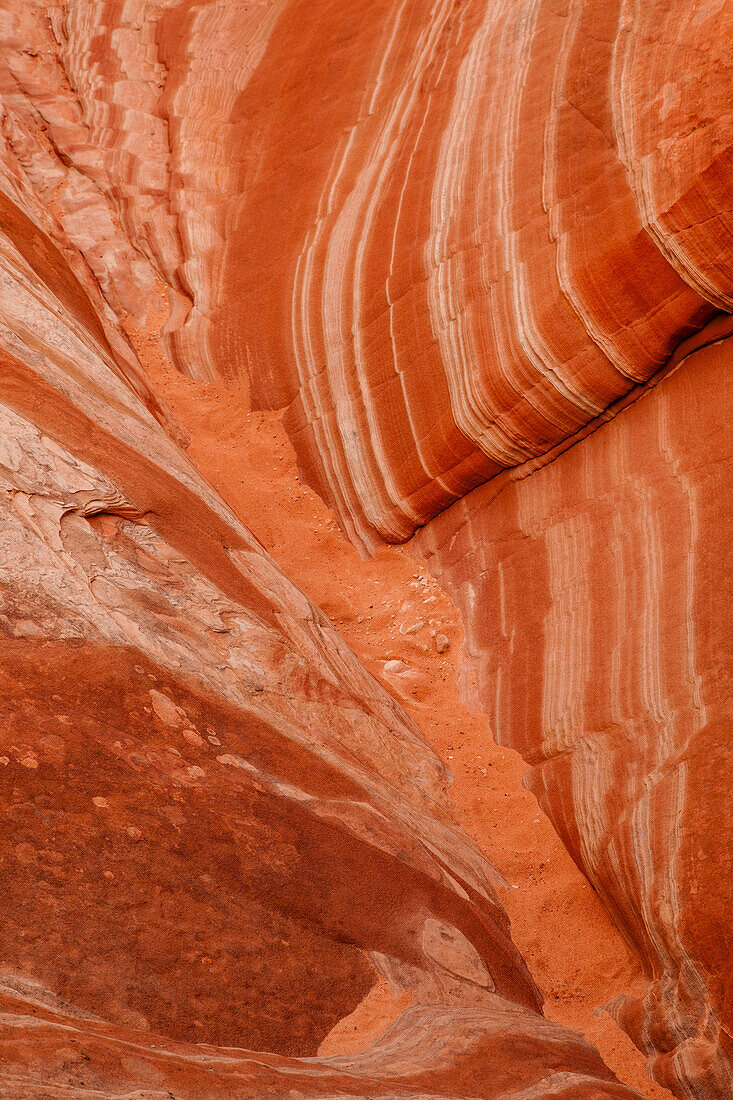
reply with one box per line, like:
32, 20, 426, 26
125, 307, 672, 1099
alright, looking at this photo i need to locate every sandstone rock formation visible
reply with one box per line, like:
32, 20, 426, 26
0, 2, 730, 1098
415, 335, 733, 1099
0, 118, 641, 1099
4, 2, 731, 552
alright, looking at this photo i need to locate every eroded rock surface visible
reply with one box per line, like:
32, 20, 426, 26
0, 118, 640, 1099
2, 2, 731, 551
416, 337, 733, 1098
0, 2, 730, 1098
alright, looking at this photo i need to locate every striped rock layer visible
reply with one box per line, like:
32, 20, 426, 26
1, 1, 731, 550
0, 95, 641, 1100
0, 2, 731, 1099
415, 335, 733, 1099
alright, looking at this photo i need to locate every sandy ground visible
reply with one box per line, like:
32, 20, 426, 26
126, 309, 672, 1099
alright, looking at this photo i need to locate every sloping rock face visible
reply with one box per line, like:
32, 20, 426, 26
415, 337, 733, 1099
0, 3, 730, 1099
0, 108, 640, 1100
3, 2, 731, 551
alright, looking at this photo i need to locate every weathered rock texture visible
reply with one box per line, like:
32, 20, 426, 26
0, 2, 730, 1098
3, 2, 731, 552
0, 101, 640, 1100
415, 336, 733, 1099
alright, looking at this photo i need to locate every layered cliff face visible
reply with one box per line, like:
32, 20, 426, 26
415, 335, 733, 1099
0, 111, 644, 1099
4, 0, 731, 551
4, 1, 731, 552
0, 2, 730, 1099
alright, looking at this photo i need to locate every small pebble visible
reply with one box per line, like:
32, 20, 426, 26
383, 659, 411, 676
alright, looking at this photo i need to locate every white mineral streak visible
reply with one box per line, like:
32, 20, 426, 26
291, 0, 458, 543
414, 333, 733, 1097
610, 0, 733, 310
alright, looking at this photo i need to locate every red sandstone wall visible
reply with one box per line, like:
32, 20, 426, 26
0, 127, 640, 1098
0, 2, 730, 1097
2, 2, 731, 550
416, 337, 733, 1098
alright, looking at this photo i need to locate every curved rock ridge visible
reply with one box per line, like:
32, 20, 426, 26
0, 994, 644, 1100
0, 188, 642, 1096
0, 4, 729, 1098
415, 336, 733, 1100
1, 1, 731, 549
